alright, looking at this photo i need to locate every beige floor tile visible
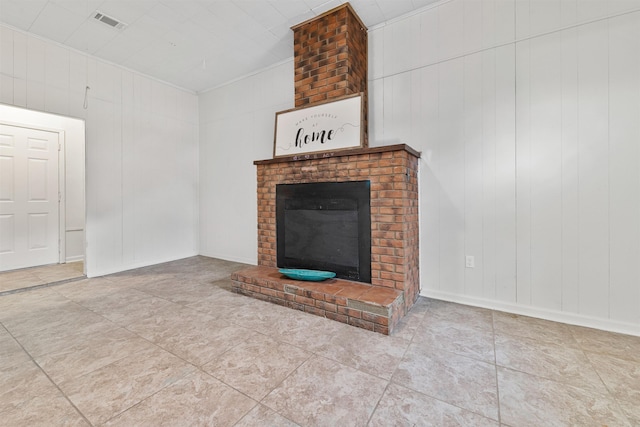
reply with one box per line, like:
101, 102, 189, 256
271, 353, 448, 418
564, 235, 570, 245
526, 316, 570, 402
1, 256, 637, 426
1, 387, 89, 426
0, 275, 46, 293
390, 297, 430, 337
392, 344, 499, 421
0, 288, 69, 319
495, 333, 608, 393
103, 371, 257, 427
498, 366, 631, 427
0, 263, 84, 294
59, 346, 196, 425
407, 295, 433, 314
203, 333, 311, 400
134, 258, 210, 279
234, 404, 301, 427
226, 299, 301, 331
616, 399, 640, 427
90, 294, 177, 326
103, 271, 176, 288
428, 300, 494, 330
571, 325, 640, 363
391, 306, 426, 340
32, 262, 84, 283
370, 383, 499, 427
413, 315, 496, 363
0, 268, 42, 283
34, 327, 156, 383
186, 288, 264, 319
182, 268, 243, 284
53, 277, 125, 302
262, 355, 387, 427
493, 311, 580, 347
1, 301, 104, 338
0, 360, 58, 413
14, 317, 121, 357
125, 307, 259, 366
586, 352, 640, 425
261, 310, 349, 353
314, 326, 410, 379
0, 327, 31, 369
133, 276, 229, 305
165, 258, 248, 283
73, 287, 156, 315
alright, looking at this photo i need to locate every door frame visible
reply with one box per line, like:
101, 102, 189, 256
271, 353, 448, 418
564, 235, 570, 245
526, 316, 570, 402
57, 129, 66, 264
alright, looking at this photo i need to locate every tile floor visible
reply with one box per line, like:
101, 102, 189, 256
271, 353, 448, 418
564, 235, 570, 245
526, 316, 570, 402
1, 256, 639, 426
0, 261, 84, 294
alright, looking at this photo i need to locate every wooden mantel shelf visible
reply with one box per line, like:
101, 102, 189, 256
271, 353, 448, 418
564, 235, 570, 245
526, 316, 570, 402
253, 144, 421, 165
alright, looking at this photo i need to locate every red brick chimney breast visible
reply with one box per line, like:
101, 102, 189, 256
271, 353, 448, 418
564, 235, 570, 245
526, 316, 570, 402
292, 3, 368, 146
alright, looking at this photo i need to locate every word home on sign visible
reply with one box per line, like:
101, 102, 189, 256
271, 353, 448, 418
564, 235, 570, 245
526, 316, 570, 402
295, 128, 336, 147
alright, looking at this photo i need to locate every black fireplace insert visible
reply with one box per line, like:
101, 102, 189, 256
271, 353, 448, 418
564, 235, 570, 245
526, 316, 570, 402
276, 181, 371, 283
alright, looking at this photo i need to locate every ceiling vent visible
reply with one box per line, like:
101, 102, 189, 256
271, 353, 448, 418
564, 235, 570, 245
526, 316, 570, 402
93, 11, 127, 30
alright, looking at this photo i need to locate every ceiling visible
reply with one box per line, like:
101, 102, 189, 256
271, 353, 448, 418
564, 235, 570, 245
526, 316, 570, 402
0, 0, 439, 93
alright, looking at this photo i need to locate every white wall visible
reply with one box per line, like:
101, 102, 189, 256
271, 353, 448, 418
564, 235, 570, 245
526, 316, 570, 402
369, 0, 640, 335
0, 24, 200, 277
198, 1, 640, 335
199, 61, 294, 264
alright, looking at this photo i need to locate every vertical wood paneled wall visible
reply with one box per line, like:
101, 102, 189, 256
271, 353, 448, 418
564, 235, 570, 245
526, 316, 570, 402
369, 0, 640, 334
0, 25, 200, 277
198, 61, 294, 265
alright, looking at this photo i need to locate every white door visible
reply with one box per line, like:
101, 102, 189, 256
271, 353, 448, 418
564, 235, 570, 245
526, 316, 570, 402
0, 124, 60, 271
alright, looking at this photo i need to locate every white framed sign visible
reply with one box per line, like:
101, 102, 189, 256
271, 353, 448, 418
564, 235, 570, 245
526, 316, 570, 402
273, 93, 364, 158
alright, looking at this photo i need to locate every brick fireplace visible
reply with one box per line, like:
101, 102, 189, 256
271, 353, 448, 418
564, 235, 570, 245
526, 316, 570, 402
230, 3, 421, 335
231, 144, 420, 334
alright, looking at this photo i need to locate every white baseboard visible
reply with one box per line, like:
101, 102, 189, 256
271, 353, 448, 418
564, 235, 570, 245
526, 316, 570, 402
420, 289, 640, 337
65, 255, 84, 263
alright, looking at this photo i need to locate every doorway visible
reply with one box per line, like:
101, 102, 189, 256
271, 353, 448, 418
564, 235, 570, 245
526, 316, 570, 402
0, 124, 61, 271
0, 104, 86, 275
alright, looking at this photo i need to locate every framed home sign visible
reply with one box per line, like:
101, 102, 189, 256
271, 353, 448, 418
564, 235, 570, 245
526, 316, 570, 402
273, 93, 364, 158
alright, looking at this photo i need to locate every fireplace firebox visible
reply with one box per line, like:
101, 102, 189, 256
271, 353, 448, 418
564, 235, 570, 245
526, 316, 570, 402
276, 181, 371, 282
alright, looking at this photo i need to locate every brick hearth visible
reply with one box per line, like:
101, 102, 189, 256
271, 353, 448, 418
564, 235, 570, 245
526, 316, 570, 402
231, 144, 420, 334
231, 266, 404, 335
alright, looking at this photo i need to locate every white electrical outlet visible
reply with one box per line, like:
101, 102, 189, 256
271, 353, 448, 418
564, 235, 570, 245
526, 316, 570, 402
465, 255, 475, 268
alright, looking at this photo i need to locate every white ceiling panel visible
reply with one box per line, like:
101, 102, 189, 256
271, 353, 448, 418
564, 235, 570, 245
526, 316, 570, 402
97, 0, 155, 25
50, 0, 103, 15
351, 1, 384, 26
268, 0, 310, 20
303, 0, 335, 10
0, 0, 48, 29
159, 0, 208, 20
0, 0, 441, 92
377, 0, 416, 21
64, 19, 119, 53
29, 2, 86, 43
146, 2, 189, 26
310, 0, 345, 15
94, 34, 140, 64
233, 0, 287, 30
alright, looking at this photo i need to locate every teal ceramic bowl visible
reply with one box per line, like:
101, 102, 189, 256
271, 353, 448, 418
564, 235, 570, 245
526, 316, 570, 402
279, 268, 336, 281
